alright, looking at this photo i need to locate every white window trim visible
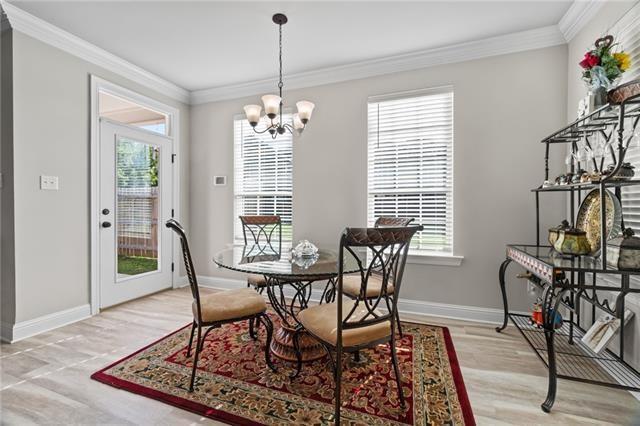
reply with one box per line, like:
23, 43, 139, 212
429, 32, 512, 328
407, 252, 464, 266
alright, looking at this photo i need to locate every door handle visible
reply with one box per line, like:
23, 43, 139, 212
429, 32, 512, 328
101, 221, 112, 228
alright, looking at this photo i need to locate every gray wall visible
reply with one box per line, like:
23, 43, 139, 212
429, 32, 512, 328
1, 28, 15, 328
190, 45, 568, 313
7, 31, 190, 324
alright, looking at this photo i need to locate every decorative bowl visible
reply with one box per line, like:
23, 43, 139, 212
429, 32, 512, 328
292, 239, 318, 258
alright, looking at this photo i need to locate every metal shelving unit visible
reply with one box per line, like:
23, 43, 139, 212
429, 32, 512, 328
509, 313, 640, 390
496, 79, 640, 412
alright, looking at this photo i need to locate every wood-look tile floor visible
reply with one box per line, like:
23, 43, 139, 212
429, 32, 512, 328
1, 287, 639, 425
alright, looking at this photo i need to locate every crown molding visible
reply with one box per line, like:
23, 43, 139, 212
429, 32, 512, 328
190, 25, 565, 104
1, 1, 190, 104
558, 0, 606, 42
0, 4, 9, 32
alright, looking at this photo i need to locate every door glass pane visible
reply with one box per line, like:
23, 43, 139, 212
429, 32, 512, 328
116, 137, 160, 278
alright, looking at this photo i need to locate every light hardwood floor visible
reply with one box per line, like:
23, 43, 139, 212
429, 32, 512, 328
1, 287, 639, 425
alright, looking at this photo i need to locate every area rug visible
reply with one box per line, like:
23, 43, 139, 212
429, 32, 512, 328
91, 314, 474, 425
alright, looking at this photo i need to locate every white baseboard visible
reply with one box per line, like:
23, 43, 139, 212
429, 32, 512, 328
397, 298, 511, 325
174, 275, 190, 288
1, 304, 91, 343
195, 275, 513, 325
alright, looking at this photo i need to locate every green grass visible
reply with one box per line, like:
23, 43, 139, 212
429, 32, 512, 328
118, 255, 158, 276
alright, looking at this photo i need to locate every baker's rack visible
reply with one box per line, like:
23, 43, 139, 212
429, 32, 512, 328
496, 79, 640, 412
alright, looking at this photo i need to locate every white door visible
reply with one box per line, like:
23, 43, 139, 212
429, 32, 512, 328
99, 119, 173, 308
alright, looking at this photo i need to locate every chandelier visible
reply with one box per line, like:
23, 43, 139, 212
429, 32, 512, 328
243, 13, 315, 139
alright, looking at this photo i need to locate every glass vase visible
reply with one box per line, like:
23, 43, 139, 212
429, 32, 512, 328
590, 86, 608, 109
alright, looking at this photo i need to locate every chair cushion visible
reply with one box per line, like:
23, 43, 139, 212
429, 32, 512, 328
194, 288, 266, 323
297, 299, 391, 347
342, 274, 395, 298
247, 273, 268, 287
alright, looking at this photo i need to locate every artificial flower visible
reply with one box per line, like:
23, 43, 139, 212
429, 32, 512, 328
579, 52, 600, 69
613, 52, 631, 71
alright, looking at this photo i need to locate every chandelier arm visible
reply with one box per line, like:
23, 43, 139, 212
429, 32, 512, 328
251, 123, 277, 135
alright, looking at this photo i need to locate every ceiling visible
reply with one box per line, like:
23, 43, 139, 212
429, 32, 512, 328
9, 1, 573, 92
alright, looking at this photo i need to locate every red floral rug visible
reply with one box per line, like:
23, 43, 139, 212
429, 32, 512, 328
92, 315, 474, 425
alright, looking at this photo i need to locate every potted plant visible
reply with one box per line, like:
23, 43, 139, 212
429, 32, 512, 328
579, 35, 630, 111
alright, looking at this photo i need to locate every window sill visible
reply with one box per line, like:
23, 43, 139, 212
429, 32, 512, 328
406, 252, 464, 266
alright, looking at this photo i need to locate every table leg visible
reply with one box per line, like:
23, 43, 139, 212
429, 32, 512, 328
270, 325, 327, 362
265, 276, 333, 363
496, 258, 512, 332
541, 286, 567, 413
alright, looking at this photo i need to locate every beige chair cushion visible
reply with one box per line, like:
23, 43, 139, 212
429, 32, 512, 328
342, 274, 394, 298
194, 288, 266, 323
297, 299, 391, 347
247, 273, 268, 287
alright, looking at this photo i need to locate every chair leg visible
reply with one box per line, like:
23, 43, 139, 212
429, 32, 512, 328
335, 343, 342, 425
260, 313, 277, 372
353, 350, 360, 363
290, 327, 303, 379
249, 318, 258, 340
395, 309, 403, 337
389, 335, 405, 408
189, 324, 202, 392
186, 321, 196, 357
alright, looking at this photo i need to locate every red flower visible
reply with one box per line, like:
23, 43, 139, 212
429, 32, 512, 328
579, 52, 600, 69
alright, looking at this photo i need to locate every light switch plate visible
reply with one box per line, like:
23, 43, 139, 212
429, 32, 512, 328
40, 175, 59, 190
213, 176, 227, 186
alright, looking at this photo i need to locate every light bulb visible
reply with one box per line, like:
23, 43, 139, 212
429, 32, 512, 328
261, 95, 281, 119
243, 104, 262, 126
296, 100, 315, 123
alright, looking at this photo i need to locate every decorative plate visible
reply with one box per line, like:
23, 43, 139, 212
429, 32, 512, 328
575, 188, 622, 254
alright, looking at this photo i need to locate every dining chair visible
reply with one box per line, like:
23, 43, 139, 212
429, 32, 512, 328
240, 215, 283, 293
293, 225, 422, 424
374, 216, 415, 228
342, 216, 415, 336
166, 219, 276, 392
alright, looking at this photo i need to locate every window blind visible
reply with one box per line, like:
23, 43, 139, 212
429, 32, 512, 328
233, 116, 293, 241
367, 88, 454, 254
591, 3, 640, 293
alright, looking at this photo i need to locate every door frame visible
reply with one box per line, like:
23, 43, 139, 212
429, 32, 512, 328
90, 75, 181, 315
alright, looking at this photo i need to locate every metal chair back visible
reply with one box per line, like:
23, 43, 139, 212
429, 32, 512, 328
374, 216, 415, 228
165, 219, 202, 321
240, 215, 282, 247
337, 226, 422, 333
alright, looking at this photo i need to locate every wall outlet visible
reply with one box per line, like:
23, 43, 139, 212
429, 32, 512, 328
213, 176, 227, 186
40, 175, 59, 190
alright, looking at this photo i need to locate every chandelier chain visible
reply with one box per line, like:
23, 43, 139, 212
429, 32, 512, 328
278, 22, 283, 94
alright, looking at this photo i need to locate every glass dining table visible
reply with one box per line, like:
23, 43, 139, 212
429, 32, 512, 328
213, 243, 363, 362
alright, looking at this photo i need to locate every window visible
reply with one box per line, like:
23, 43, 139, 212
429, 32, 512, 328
619, 2, 640, 250
591, 3, 640, 294
367, 87, 454, 254
234, 116, 293, 242
99, 91, 169, 136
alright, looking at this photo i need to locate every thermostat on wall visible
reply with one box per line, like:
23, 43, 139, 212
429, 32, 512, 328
213, 176, 227, 186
